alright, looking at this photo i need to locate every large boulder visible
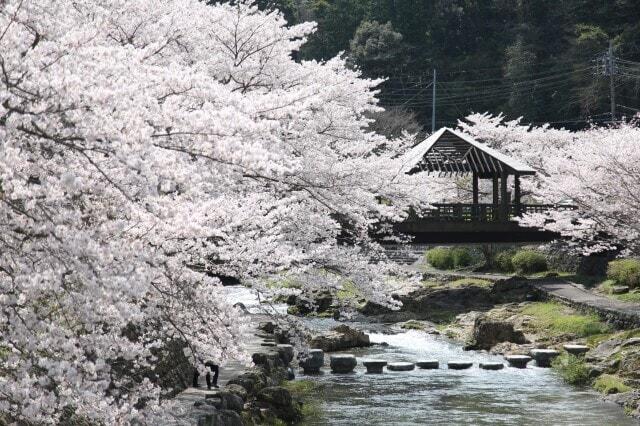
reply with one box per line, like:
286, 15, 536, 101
291, 290, 334, 315
465, 316, 527, 350
257, 386, 301, 423
310, 325, 371, 352
227, 370, 268, 395
205, 391, 244, 412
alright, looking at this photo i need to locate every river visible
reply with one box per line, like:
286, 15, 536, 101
225, 286, 637, 425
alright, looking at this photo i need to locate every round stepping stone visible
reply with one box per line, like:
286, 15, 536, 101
479, 362, 504, 370
362, 359, 387, 374
416, 360, 439, 369
563, 344, 589, 356
505, 355, 532, 368
277, 344, 294, 364
447, 361, 473, 370
387, 362, 415, 371
300, 349, 324, 374
530, 349, 560, 367
330, 354, 357, 374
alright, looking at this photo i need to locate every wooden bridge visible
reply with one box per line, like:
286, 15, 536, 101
395, 128, 571, 242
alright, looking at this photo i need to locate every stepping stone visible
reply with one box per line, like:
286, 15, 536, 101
362, 359, 388, 374
300, 349, 324, 374
447, 361, 473, 370
479, 362, 504, 370
277, 344, 294, 364
530, 349, 560, 367
563, 344, 589, 356
611, 286, 629, 294
505, 355, 532, 368
330, 354, 357, 374
387, 362, 415, 371
416, 360, 439, 369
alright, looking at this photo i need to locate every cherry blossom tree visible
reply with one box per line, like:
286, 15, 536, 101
0, 0, 428, 423
459, 113, 640, 255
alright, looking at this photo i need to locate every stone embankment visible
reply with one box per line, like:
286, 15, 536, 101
170, 320, 303, 426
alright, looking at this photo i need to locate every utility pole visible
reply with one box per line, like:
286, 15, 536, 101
608, 40, 616, 122
431, 69, 436, 133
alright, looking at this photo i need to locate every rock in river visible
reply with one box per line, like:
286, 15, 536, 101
330, 354, 357, 374
362, 359, 387, 374
416, 360, 439, 369
505, 355, 532, 368
310, 324, 371, 352
387, 362, 415, 371
530, 349, 560, 368
300, 349, 324, 374
448, 361, 473, 370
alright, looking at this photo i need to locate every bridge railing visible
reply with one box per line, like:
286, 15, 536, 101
407, 203, 575, 223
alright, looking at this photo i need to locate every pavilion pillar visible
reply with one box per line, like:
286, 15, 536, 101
492, 176, 499, 221
472, 173, 479, 201
514, 174, 522, 216
472, 173, 479, 220
500, 172, 509, 222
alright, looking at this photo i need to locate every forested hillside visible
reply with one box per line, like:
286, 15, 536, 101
256, 0, 640, 131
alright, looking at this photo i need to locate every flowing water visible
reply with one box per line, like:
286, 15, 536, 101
225, 286, 637, 425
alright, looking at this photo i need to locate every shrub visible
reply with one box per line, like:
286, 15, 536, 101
512, 250, 547, 274
426, 247, 473, 270
593, 374, 631, 395
495, 250, 515, 272
426, 248, 454, 270
451, 248, 473, 268
607, 259, 640, 289
552, 353, 591, 385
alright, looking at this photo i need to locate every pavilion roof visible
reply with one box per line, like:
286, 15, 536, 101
401, 127, 536, 177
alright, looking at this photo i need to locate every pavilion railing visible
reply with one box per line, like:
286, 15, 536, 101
407, 203, 575, 223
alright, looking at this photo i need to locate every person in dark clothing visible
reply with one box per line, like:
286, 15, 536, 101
192, 361, 220, 389
204, 361, 219, 389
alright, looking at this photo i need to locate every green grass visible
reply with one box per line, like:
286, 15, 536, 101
521, 302, 610, 337
265, 276, 301, 289
401, 320, 426, 330
593, 374, 631, 395
448, 278, 493, 288
421, 280, 442, 288
615, 292, 640, 302
598, 279, 640, 303
586, 328, 640, 346
552, 353, 591, 385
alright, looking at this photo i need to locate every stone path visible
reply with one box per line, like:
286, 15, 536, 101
167, 314, 275, 425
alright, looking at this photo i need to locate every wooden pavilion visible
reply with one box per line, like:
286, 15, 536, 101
397, 128, 568, 242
